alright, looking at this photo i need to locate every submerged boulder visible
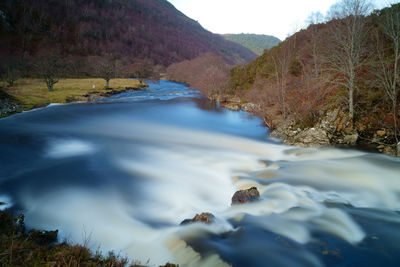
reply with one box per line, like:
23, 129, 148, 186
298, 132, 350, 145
231, 187, 260, 205
180, 212, 215, 225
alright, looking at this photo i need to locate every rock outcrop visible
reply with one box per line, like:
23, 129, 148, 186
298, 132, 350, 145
231, 187, 260, 205
0, 97, 20, 117
270, 109, 360, 148
180, 212, 215, 225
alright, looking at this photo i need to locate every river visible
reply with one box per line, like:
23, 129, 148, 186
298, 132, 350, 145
0, 80, 400, 266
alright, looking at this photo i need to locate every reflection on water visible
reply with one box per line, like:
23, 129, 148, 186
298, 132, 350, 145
0, 81, 399, 266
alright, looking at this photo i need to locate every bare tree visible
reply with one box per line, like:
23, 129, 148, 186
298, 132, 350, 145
35, 53, 63, 91
302, 12, 327, 123
271, 39, 296, 118
306, 12, 325, 81
0, 57, 22, 87
91, 57, 118, 88
327, 0, 372, 121
375, 4, 400, 145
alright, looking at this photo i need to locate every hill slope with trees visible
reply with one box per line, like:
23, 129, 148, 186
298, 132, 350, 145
221, 33, 281, 55
0, 0, 256, 76
167, 1, 400, 156
227, 1, 400, 155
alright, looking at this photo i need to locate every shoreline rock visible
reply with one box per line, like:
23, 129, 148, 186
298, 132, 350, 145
270, 109, 360, 148
0, 90, 21, 117
211, 93, 398, 156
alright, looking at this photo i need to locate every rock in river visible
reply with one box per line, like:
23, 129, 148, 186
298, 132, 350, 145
231, 187, 260, 205
180, 212, 215, 225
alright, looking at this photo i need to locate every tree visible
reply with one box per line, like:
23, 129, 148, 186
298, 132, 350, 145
375, 4, 400, 145
0, 57, 22, 87
327, 0, 372, 121
270, 39, 296, 118
35, 53, 63, 91
166, 53, 230, 98
91, 56, 118, 88
300, 12, 327, 124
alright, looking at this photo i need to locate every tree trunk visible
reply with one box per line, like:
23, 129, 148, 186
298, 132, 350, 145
46, 79, 54, 91
106, 79, 110, 88
349, 86, 354, 121
7, 79, 14, 87
393, 100, 398, 143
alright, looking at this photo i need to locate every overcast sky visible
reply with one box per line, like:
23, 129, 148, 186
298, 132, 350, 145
168, 0, 395, 40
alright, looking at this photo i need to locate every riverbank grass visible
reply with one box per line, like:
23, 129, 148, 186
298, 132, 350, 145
1, 78, 144, 110
0, 209, 178, 266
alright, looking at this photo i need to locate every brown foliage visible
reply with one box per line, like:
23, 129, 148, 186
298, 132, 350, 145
228, 2, 400, 147
0, 0, 256, 68
166, 53, 231, 98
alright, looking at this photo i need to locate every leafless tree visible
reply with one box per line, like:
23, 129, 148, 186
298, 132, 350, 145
375, 4, 400, 144
271, 39, 296, 118
35, 53, 63, 91
327, 0, 372, 121
91, 57, 119, 88
306, 13, 325, 106
0, 57, 22, 87
306, 12, 325, 81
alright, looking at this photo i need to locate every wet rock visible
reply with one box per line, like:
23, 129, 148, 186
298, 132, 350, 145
86, 94, 104, 102
231, 187, 260, 205
224, 103, 241, 111
342, 132, 358, 145
241, 102, 260, 112
270, 120, 330, 147
0, 97, 20, 117
382, 146, 396, 155
180, 212, 215, 225
292, 128, 330, 147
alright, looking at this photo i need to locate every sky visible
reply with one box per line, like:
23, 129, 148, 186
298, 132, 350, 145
168, 0, 396, 40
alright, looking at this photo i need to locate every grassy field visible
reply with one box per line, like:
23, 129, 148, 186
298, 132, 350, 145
1, 78, 146, 110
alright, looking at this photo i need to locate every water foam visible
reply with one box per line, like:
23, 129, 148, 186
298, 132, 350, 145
45, 139, 96, 158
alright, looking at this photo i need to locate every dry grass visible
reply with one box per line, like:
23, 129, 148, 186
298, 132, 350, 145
1, 78, 145, 110
0, 210, 178, 267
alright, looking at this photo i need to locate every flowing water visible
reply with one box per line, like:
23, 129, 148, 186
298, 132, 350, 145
0, 81, 400, 266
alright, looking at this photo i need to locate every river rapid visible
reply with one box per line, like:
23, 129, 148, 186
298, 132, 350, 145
0, 81, 399, 266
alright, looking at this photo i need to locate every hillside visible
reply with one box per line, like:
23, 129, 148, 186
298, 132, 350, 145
225, 3, 400, 155
0, 0, 256, 72
222, 34, 281, 55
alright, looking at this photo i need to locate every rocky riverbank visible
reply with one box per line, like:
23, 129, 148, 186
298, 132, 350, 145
215, 95, 400, 157
269, 108, 400, 156
0, 90, 21, 118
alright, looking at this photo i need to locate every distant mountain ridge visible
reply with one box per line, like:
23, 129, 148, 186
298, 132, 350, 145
222, 34, 281, 55
0, 0, 257, 67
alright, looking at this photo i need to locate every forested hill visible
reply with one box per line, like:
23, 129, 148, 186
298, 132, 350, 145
226, 3, 400, 154
0, 0, 257, 68
222, 34, 281, 55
